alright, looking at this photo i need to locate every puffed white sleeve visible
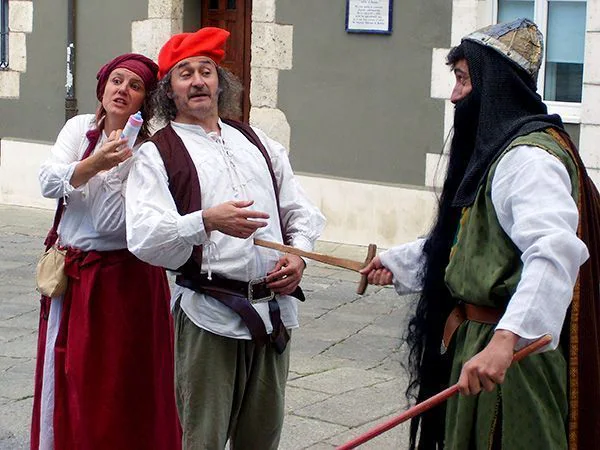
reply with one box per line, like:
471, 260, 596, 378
39, 115, 89, 199
378, 238, 426, 295
253, 128, 326, 251
125, 142, 209, 269
492, 145, 589, 350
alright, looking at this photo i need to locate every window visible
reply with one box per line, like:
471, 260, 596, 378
496, 0, 587, 107
0, 0, 8, 69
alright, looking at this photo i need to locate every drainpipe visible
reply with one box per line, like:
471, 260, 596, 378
65, 0, 77, 121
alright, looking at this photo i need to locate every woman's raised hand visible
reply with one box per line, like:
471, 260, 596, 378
91, 129, 132, 172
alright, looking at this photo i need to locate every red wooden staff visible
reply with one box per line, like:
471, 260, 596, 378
337, 334, 552, 450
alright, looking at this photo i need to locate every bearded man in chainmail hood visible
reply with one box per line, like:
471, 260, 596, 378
362, 18, 600, 450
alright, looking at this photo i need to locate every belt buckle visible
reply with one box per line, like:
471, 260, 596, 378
248, 277, 274, 304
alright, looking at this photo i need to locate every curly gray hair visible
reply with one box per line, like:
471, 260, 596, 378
152, 65, 243, 122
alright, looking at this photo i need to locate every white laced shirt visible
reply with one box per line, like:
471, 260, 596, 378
379, 145, 589, 351
126, 119, 326, 339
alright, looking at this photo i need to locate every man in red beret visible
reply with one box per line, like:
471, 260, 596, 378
125, 27, 326, 449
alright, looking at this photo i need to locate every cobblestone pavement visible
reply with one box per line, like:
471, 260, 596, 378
0, 205, 414, 449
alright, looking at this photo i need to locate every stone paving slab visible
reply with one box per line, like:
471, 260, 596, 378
293, 379, 406, 429
0, 332, 38, 359
0, 359, 36, 401
285, 385, 332, 414
323, 334, 402, 368
0, 397, 32, 450
279, 415, 349, 450
326, 411, 411, 449
288, 367, 394, 396
0, 205, 413, 449
1, 310, 39, 331
288, 354, 360, 378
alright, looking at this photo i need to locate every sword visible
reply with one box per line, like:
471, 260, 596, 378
253, 239, 377, 295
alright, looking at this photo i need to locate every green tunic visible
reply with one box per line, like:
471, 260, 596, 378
443, 131, 578, 449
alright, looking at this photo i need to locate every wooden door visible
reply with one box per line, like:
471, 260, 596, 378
202, 0, 251, 122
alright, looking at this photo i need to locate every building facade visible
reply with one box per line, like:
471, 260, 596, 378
0, 0, 597, 248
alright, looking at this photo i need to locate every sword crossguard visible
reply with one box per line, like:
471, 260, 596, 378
356, 244, 377, 295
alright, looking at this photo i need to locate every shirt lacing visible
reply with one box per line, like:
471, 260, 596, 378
207, 131, 248, 198
202, 239, 220, 280
62, 179, 71, 206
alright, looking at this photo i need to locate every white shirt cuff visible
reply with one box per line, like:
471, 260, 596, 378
177, 210, 207, 246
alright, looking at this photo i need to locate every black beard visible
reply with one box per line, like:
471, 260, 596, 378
451, 93, 480, 162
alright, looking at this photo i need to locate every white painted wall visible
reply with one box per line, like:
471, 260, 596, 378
581, 1, 600, 187
298, 175, 436, 247
0, 139, 54, 209
0, 138, 436, 247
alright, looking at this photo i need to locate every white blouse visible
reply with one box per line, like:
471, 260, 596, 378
39, 114, 132, 251
126, 120, 326, 339
379, 145, 589, 350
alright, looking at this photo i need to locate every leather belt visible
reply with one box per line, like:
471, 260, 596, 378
182, 273, 275, 303
442, 303, 505, 353
175, 273, 303, 354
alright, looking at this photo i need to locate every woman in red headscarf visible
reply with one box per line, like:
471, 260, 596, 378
32, 53, 181, 450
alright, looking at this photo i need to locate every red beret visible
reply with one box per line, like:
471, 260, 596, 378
96, 53, 158, 101
158, 27, 230, 79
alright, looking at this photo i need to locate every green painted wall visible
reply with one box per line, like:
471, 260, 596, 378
0, 0, 68, 143
0, 0, 147, 143
276, 0, 451, 187
75, 0, 149, 119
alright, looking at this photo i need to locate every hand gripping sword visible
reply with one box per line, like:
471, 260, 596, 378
253, 239, 377, 295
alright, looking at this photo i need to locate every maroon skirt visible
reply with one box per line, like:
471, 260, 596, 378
31, 248, 181, 450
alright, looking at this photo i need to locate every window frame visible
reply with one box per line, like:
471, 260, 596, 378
0, 0, 8, 69
493, 0, 586, 123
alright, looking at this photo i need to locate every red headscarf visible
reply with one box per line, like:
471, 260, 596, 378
157, 27, 230, 79
95, 53, 158, 101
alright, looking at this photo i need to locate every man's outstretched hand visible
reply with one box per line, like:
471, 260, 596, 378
202, 200, 269, 238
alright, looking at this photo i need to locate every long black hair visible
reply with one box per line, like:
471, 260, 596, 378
406, 85, 479, 449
